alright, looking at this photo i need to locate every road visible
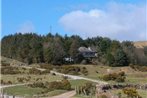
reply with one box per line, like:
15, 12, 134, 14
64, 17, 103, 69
48, 90, 76, 98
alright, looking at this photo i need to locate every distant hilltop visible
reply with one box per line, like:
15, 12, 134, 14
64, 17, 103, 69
134, 41, 147, 48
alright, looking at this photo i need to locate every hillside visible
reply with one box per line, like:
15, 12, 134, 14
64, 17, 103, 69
1, 56, 27, 66
134, 41, 147, 48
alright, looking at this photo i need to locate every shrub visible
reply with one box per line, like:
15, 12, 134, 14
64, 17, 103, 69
1, 66, 21, 74
56, 66, 81, 75
47, 81, 62, 90
102, 71, 126, 82
39, 63, 53, 70
28, 79, 71, 91
123, 87, 142, 98
100, 94, 108, 98
28, 82, 45, 88
1, 61, 10, 66
81, 67, 88, 76
61, 79, 71, 90
76, 82, 95, 96
29, 68, 41, 74
130, 65, 147, 72
115, 76, 126, 82
7, 81, 12, 84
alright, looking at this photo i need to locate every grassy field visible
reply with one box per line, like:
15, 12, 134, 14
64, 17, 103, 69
69, 79, 95, 89
3, 85, 44, 97
1, 74, 62, 84
2, 85, 68, 98
1, 62, 147, 98
2, 79, 91, 97
72, 64, 147, 84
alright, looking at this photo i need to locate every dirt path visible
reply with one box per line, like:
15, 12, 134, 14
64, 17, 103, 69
48, 90, 76, 98
0, 83, 29, 89
50, 71, 108, 85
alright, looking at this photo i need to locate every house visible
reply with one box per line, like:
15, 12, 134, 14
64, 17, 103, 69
78, 47, 97, 58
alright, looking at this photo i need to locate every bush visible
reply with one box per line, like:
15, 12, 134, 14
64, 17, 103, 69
61, 79, 71, 90
123, 87, 142, 98
81, 67, 88, 76
28, 79, 71, 91
39, 63, 53, 70
100, 94, 108, 98
102, 71, 126, 82
130, 65, 147, 72
28, 82, 45, 88
1, 66, 21, 74
115, 76, 126, 82
1, 61, 10, 66
56, 66, 81, 75
76, 82, 95, 96
29, 68, 42, 74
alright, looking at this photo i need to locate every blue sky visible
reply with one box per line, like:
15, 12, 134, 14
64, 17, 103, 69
1, 0, 147, 41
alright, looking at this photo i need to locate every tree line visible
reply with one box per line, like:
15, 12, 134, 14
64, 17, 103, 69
1, 32, 147, 66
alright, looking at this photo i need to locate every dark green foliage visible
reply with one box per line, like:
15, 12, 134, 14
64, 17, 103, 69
121, 41, 137, 65
106, 52, 115, 66
144, 46, 147, 56
1, 32, 146, 66
114, 49, 129, 66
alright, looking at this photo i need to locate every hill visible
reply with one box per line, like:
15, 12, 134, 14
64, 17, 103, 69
134, 41, 147, 48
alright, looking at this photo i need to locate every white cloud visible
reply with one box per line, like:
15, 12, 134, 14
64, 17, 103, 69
59, 3, 146, 41
17, 21, 35, 33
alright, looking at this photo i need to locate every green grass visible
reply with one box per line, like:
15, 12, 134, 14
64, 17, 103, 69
3, 85, 44, 96
72, 65, 147, 84
1, 74, 62, 84
3, 85, 68, 98
69, 79, 95, 89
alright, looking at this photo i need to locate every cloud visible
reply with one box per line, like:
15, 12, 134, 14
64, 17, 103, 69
59, 3, 146, 41
17, 21, 35, 33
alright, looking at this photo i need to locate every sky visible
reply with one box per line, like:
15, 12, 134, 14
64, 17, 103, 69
1, 0, 147, 41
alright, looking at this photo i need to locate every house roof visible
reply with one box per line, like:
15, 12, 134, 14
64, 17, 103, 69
78, 47, 97, 52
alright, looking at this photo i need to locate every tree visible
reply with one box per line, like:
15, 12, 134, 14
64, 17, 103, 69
69, 39, 80, 58
144, 46, 147, 56
51, 38, 65, 65
106, 52, 115, 66
121, 41, 137, 65
114, 49, 129, 66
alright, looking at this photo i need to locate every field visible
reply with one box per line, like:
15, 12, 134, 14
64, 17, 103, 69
72, 64, 147, 84
1, 56, 147, 98
1, 74, 62, 84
